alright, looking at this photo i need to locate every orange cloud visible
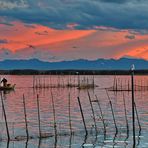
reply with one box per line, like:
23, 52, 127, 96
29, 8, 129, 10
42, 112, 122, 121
1, 21, 148, 60
0, 21, 96, 52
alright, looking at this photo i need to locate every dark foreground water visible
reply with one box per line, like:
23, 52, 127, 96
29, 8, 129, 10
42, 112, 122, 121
0, 75, 148, 148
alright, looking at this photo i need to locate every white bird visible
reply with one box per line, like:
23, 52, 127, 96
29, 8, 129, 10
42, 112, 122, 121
131, 64, 135, 71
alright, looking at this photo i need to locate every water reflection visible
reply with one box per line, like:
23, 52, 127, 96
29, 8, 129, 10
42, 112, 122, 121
82, 132, 88, 147
137, 127, 142, 146
0, 75, 147, 148
38, 139, 41, 148
25, 139, 29, 148
6, 140, 9, 148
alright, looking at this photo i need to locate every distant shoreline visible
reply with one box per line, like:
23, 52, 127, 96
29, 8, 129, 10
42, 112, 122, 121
0, 69, 148, 75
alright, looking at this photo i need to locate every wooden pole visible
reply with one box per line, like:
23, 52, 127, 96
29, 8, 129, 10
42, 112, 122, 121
33, 75, 36, 88
87, 91, 97, 133
113, 75, 116, 91
68, 93, 72, 134
78, 74, 80, 87
92, 74, 95, 88
128, 79, 130, 91
25, 138, 29, 148
131, 65, 136, 147
6, 140, 10, 148
122, 93, 129, 140
50, 73, 52, 87
62, 75, 64, 88
51, 90, 57, 136
35, 77, 37, 88
106, 90, 118, 133
43, 77, 46, 88
69, 132, 72, 148
95, 95, 106, 134
0, 92, 10, 141
39, 77, 41, 88
37, 94, 42, 138
23, 94, 29, 140
134, 102, 141, 132
115, 77, 118, 91
77, 97, 88, 135
134, 102, 141, 146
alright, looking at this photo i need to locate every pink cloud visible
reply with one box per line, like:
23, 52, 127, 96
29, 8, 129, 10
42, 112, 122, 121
1, 21, 148, 61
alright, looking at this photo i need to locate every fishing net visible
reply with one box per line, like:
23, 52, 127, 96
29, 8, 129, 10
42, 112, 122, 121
108, 84, 148, 91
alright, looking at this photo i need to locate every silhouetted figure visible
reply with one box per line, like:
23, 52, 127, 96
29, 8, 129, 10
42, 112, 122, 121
1, 78, 8, 87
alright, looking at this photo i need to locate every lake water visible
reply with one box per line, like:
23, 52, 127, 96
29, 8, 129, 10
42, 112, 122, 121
0, 75, 148, 148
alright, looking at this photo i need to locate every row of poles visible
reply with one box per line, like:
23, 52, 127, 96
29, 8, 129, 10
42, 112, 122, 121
0, 69, 141, 147
0, 91, 58, 141
77, 68, 141, 147
77, 91, 141, 147
0, 92, 141, 147
112, 75, 148, 91
32, 75, 95, 89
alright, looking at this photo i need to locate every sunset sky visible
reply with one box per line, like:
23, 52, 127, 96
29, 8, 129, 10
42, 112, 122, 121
0, 0, 148, 61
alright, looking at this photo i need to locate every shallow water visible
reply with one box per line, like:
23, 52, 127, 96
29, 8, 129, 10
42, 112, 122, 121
0, 75, 148, 148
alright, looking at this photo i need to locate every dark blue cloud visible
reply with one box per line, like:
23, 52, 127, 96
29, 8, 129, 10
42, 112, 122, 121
125, 34, 136, 40
0, 39, 8, 44
99, 0, 128, 3
0, 0, 148, 30
0, 47, 59, 61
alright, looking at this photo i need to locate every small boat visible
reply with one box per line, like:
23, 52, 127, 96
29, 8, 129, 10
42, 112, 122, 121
0, 84, 16, 91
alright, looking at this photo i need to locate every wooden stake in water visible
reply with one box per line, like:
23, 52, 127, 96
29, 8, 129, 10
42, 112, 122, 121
134, 102, 141, 132
113, 75, 116, 91
131, 64, 136, 147
68, 92, 72, 134
43, 77, 46, 88
33, 75, 35, 88
23, 94, 29, 140
122, 93, 129, 140
115, 76, 118, 91
0, 92, 10, 141
51, 90, 57, 136
77, 97, 88, 135
106, 90, 118, 134
6, 140, 10, 148
76, 72, 80, 87
92, 74, 95, 88
87, 91, 97, 133
37, 94, 42, 138
128, 79, 130, 91
95, 95, 106, 134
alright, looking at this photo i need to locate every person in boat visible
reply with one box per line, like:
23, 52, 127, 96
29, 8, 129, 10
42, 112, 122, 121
1, 78, 8, 87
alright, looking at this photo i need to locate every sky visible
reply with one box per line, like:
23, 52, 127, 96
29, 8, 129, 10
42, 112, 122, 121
0, 0, 148, 61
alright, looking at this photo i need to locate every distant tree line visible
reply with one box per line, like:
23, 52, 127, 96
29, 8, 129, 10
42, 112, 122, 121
0, 69, 148, 75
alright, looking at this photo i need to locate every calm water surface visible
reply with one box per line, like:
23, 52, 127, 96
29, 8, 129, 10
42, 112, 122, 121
0, 75, 148, 148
